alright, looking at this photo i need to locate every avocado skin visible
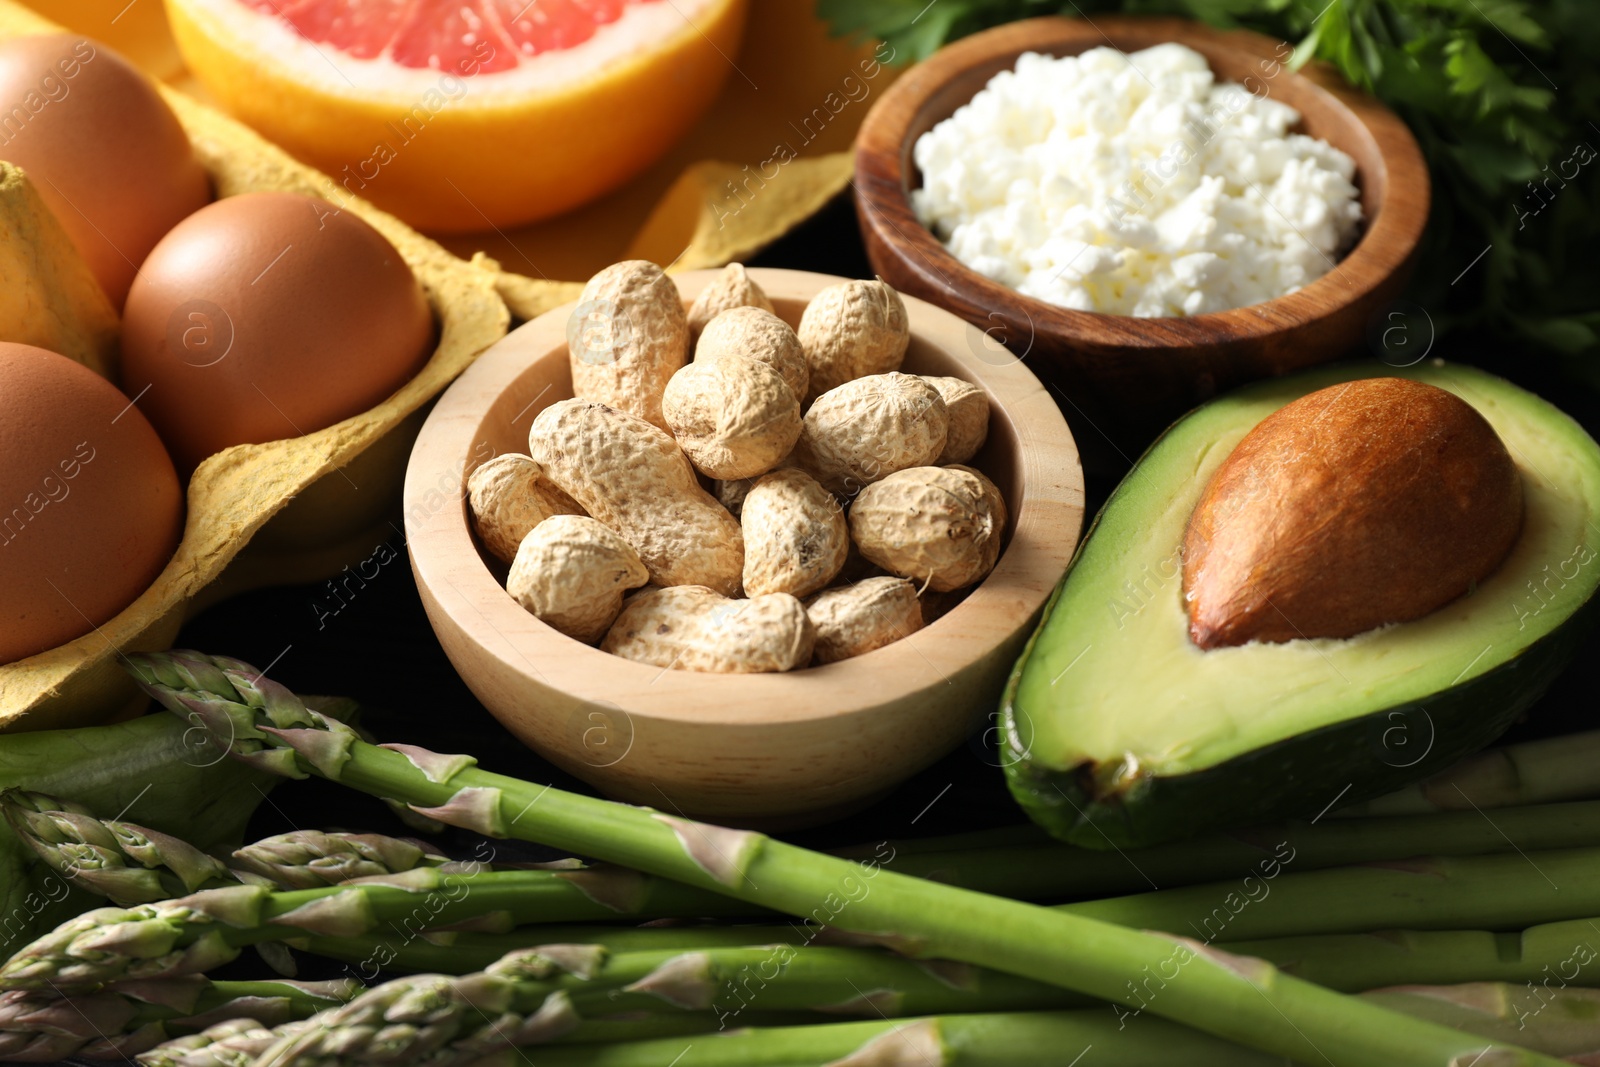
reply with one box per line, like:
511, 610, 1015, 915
1001, 590, 1597, 848
998, 365, 1600, 849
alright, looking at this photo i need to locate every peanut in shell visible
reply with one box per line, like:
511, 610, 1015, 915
602, 585, 815, 673
792, 372, 948, 498
686, 262, 775, 338
528, 398, 744, 596
662, 354, 802, 481
466, 453, 584, 564
798, 278, 909, 402
741, 469, 849, 598
806, 577, 924, 664
925, 376, 990, 465
850, 465, 1007, 593
566, 260, 687, 430
696, 306, 808, 402
507, 515, 649, 644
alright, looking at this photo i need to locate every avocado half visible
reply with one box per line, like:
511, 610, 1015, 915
1001, 361, 1600, 848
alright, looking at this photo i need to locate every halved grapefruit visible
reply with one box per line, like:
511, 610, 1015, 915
166, 0, 748, 231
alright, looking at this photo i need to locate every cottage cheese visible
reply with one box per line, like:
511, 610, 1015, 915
911, 44, 1363, 317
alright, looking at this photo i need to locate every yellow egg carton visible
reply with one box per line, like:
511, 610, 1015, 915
0, 1, 511, 731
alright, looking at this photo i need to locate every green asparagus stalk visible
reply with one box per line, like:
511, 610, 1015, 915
1065, 847, 1600, 942
230, 831, 453, 890
4, 790, 481, 907
307, 912, 1600, 1005
900, 727, 1600, 849
219, 947, 850, 1067
134, 1017, 306, 1067
466, 1010, 1294, 1067
24, 748, 1600, 928
299, 923, 815, 977
1360, 983, 1600, 1060
0, 791, 234, 907
0, 862, 776, 993
127, 988, 1600, 1067
119, 650, 1571, 1067
553, 944, 1086, 1019
248, 802, 1600, 933
1338, 730, 1600, 816
1233, 917, 1600, 992
0, 977, 355, 1062
131, 1011, 810, 1067
389, 991, 1600, 1067
862, 799, 1600, 901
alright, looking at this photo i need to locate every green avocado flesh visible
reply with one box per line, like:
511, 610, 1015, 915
1002, 362, 1600, 848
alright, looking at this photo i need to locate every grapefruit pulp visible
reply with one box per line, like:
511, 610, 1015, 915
166, 0, 748, 231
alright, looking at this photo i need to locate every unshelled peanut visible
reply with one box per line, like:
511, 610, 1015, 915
507, 516, 649, 644
602, 585, 814, 673
806, 577, 924, 663
850, 465, 1007, 592
926, 376, 990, 465
466, 453, 583, 564
696, 306, 808, 401
793, 373, 948, 497
528, 398, 744, 596
662, 354, 801, 481
566, 260, 687, 430
686, 263, 774, 338
741, 469, 849, 598
797, 278, 909, 402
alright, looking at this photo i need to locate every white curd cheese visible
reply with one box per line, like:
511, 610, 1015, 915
911, 43, 1363, 317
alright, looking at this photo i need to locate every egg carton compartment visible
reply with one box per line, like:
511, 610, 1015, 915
0, 1, 511, 731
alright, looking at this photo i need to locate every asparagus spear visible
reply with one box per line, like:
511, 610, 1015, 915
119, 650, 1570, 1067
1338, 730, 1600, 816
1065, 847, 1600, 941
1232, 917, 1600, 992
132, 1011, 811, 1067
908, 727, 1600, 846
259, 1009, 1288, 1067
231, 831, 453, 890
1360, 983, 1600, 1060
0, 863, 776, 993
864, 800, 1600, 901
125, 987, 1600, 1067
1, 790, 235, 907
0, 977, 355, 1062
306, 911, 1600, 1006
5, 789, 479, 905
134, 1017, 305, 1067
135, 947, 628, 1067
25, 769, 1600, 928
299, 924, 816, 976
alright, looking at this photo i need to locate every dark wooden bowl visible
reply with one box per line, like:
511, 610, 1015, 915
855, 15, 1430, 469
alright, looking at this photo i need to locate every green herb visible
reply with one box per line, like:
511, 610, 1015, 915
821, 0, 1600, 376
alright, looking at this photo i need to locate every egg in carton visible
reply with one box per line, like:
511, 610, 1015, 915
0, 1, 510, 731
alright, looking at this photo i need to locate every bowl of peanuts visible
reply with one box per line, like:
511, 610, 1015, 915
404, 265, 1084, 827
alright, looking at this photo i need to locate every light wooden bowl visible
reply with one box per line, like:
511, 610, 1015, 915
404, 268, 1084, 827
855, 15, 1431, 467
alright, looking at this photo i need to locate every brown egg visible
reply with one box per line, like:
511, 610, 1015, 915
120, 191, 435, 472
0, 343, 183, 665
0, 34, 211, 309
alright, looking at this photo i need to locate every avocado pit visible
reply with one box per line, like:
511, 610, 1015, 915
1182, 377, 1524, 649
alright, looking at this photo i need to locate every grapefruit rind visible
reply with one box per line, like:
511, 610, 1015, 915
178, 0, 720, 101
166, 0, 748, 231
